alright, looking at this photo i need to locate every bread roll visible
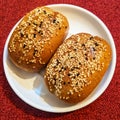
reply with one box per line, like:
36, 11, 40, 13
8, 6, 69, 72
44, 33, 112, 103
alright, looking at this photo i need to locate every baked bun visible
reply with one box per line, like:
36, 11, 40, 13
8, 6, 69, 72
44, 33, 112, 103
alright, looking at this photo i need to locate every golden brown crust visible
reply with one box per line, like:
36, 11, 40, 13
8, 6, 69, 72
44, 33, 112, 103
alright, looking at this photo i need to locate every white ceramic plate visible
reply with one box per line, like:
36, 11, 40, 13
3, 4, 116, 113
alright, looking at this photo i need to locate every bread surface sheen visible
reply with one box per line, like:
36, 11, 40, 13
44, 33, 112, 103
8, 6, 69, 72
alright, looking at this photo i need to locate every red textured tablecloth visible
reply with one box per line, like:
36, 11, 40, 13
1, 0, 120, 120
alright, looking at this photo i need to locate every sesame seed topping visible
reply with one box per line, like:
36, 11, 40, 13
8, 6, 68, 69
45, 33, 109, 101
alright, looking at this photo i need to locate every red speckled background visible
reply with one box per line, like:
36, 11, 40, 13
0, 0, 120, 120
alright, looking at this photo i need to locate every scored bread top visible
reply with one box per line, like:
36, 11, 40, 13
44, 33, 112, 103
8, 6, 69, 72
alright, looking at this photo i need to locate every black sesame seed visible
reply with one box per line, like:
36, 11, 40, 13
53, 19, 56, 23
39, 21, 43, 28
63, 82, 66, 85
68, 73, 71, 76
64, 67, 66, 70
85, 57, 88, 60
33, 34, 36, 38
61, 66, 64, 69
38, 30, 43, 35
59, 69, 62, 72
43, 10, 47, 14
73, 76, 76, 79
38, 9, 40, 12
33, 22, 37, 25
48, 14, 52, 17
59, 27, 61, 30
65, 26, 67, 29
53, 66, 56, 68
73, 48, 77, 51
90, 36, 93, 40
23, 44, 26, 48
82, 43, 85, 47
76, 82, 78, 86
71, 68, 74, 71
20, 33, 24, 37
56, 59, 60, 65
93, 57, 96, 60
71, 67, 79, 71
94, 42, 99, 46
26, 34, 28, 38
59, 80, 61, 82
61, 67, 66, 71
68, 82, 70, 84
93, 47, 96, 51
53, 77, 56, 81
77, 73, 80, 76
33, 49, 38, 56
40, 32, 43, 35
38, 31, 41, 33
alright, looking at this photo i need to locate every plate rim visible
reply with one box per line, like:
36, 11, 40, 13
3, 3, 116, 113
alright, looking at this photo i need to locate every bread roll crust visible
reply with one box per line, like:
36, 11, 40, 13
44, 33, 112, 103
8, 6, 69, 72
